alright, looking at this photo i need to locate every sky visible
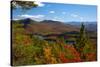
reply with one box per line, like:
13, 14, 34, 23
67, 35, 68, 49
12, 2, 97, 22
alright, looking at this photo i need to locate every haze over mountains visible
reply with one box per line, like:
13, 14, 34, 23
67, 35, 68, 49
12, 18, 97, 34
66, 21, 97, 32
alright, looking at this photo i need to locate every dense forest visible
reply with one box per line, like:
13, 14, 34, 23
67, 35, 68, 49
11, 19, 97, 66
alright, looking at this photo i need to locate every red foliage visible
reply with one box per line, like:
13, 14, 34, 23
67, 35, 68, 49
59, 52, 69, 63
23, 36, 32, 46
64, 45, 81, 62
85, 52, 96, 61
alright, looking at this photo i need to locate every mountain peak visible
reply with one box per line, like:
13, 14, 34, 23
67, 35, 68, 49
40, 20, 63, 24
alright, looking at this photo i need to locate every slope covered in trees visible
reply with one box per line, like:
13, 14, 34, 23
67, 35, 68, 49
11, 20, 97, 66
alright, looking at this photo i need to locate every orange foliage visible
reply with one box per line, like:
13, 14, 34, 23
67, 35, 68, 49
85, 52, 96, 61
43, 43, 57, 64
60, 45, 81, 62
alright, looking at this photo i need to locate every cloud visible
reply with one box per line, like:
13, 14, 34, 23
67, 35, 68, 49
62, 12, 66, 14
13, 18, 19, 20
19, 14, 45, 18
70, 14, 79, 18
34, 1, 45, 7
70, 13, 84, 21
16, 14, 45, 21
52, 16, 64, 22
53, 17, 58, 21
49, 11, 55, 13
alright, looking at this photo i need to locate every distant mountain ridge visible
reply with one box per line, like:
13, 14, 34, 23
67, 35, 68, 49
40, 20, 63, 24
12, 18, 97, 34
66, 21, 97, 32
12, 18, 80, 34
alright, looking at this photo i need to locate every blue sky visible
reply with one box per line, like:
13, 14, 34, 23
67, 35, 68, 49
12, 2, 97, 22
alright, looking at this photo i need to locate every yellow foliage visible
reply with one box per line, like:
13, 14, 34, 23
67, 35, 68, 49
51, 57, 57, 64
43, 46, 52, 63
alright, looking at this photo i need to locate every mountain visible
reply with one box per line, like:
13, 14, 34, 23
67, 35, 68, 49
66, 22, 97, 32
85, 23, 97, 32
12, 18, 97, 34
12, 18, 37, 24
23, 19, 80, 35
40, 20, 63, 24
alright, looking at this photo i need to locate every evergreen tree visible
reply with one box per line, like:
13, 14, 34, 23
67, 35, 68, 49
74, 23, 96, 60
74, 23, 88, 60
75, 23, 86, 52
11, 0, 38, 9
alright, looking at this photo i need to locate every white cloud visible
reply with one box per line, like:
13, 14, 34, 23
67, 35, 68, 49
62, 12, 66, 14
34, 1, 45, 7
19, 14, 44, 18
13, 18, 19, 20
19, 14, 33, 18
53, 18, 58, 21
70, 13, 84, 21
16, 14, 45, 21
49, 11, 55, 13
53, 17, 64, 22
71, 14, 79, 18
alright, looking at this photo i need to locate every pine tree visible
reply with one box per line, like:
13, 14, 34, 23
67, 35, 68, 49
74, 23, 88, 60
73, 22, 96, 61
11, 0, 38, 9
75, 23, 85, 51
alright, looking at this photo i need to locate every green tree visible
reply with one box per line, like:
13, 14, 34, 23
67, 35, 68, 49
74, 23, 88, 60
75, 23, 86, 51
74, 23, 96, 61
11, 0, 38, 9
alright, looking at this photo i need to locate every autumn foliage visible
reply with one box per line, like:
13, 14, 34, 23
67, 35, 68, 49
12, 22, 97, 66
